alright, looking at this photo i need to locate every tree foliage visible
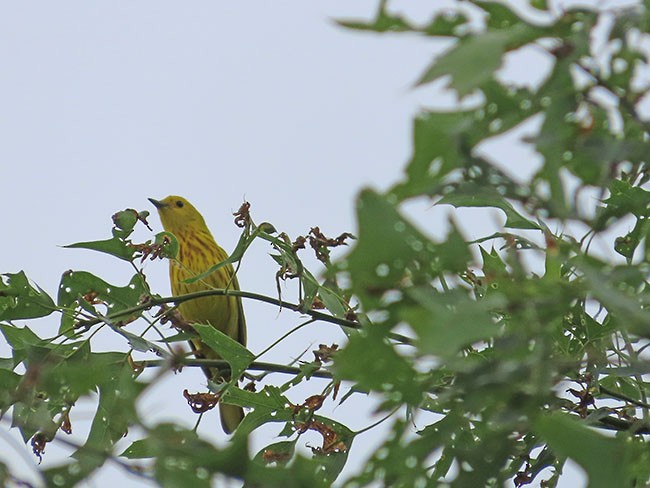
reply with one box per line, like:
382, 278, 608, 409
3, 1, 650, 486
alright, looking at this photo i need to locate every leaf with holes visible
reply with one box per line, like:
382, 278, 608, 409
344, 189, 470, 308
57, 271, 148, 336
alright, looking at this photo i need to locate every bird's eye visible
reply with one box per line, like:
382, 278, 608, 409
176, 200, 184, 208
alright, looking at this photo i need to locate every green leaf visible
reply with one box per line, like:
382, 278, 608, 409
112, 209, 139, 234
337, 6, 467, 36
49, 356, 147, 484
154, 231, 179, 260
392, 81, 541, 203
64, 208, 147, 260
535, 413, 637, 488
417, 30, 521, 95
0, 463, 8, 488
253, 440, 296, 467
0, 369, 20, 412
251, 418, 353, 484
336, 10, 413, 33
317, 286, 347, 318
80, 423, 249, 488
345, 189, 470, 308
299, 417, 353, 483
64, 236, 136, 261
398, 288, 504, 356
193, 324, 254, 380
595, 180, 650, 230
158, 331, 196, 343
614, 217, 648, 261
576, 260, 648, 335
38, 342, 98, 402
120, 438, 156, 459
12, 400, 58, 442
227, 386, 294, 437
0, 271, 56, 321
479, 1, 527, 29
57, 271, 148, 336
0, 323, 47, 351
334, 326, 422, 406
153, 424, 249, 485
109, 326, 159, 353
395, 110, 474, 198
438, 185, 540, 229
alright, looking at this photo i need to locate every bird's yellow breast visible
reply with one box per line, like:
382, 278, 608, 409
170, 228, 239, 340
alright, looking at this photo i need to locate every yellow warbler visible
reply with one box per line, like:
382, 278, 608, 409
149, 195, 246, 433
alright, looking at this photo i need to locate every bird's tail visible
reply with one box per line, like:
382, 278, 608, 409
220, 402, 244, 434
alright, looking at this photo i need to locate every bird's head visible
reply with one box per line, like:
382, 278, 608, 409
148, 195, 207, 232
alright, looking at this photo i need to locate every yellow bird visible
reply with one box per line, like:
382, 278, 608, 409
149, 195, 246, 434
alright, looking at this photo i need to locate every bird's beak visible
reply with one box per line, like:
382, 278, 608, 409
148, 198, 166, 209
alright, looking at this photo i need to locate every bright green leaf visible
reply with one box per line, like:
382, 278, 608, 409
193, 324, 254, 380
64, 236, 136, 261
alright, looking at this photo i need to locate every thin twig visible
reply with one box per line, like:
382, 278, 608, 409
139, 358, 333, 379
74, 289, 415, 345
599, 385, 650, 410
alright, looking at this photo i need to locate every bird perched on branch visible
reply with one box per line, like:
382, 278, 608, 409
149, 195, 246, 433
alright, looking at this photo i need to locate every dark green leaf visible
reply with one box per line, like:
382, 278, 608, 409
153, 423, 248, 485
345, 189, 470, 308
0, 271, 56, 321
12, 401, 58, 443
535, 413, 637, 488
479, 1, 527, 29
0, 369, 20, 411
595, 180, 650, 230
392, 82, 538, 201
334, 326, 421, 406
399, 287, 504, 356
60, 356, 146, 482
